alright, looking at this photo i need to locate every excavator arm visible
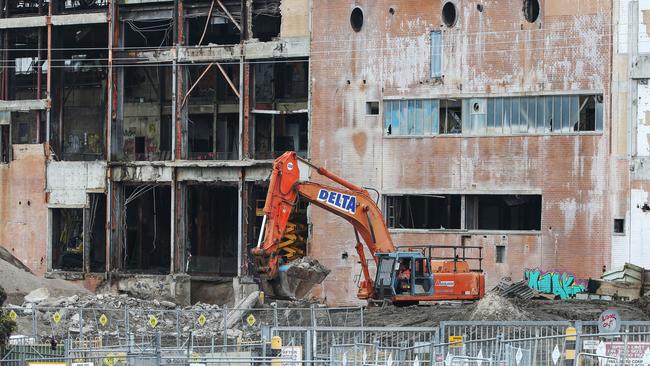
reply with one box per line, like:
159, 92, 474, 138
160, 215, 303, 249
251, 151, 396, 299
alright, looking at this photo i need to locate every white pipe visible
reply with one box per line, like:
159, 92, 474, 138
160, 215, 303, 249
256, 214, 267, 249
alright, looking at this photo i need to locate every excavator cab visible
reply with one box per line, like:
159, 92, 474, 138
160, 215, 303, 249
373, 252, 434, 304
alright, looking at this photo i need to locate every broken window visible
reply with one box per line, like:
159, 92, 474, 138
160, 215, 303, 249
121, 185, 171, 273
252, 61, 308, 159
431, 31, 442, 78
366, 102, 379, 115
52, 24, 107, 161
11, 111, 43, 144
252, 0, 281, 41
185, 64, 239, 160
385, 195, 461, 230
7, 28, 46, 101
123, 19, 173, 48
186, 0, 242, 46
187, 185, 238, 275
465, 195, 541, 231
485, 95, 603, 134
51, 208, 84, 272
385, 95, 603, 137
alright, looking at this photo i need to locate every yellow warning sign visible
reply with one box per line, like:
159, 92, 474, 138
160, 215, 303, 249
52, 312, 62, 324
148, 315, 158, 328
197, 313, 207, 327
103, 352, 115, 366
99, 314, 109, 327
246, 314, 256, 326
448, 335, 463, 348
8, 310, 17, 321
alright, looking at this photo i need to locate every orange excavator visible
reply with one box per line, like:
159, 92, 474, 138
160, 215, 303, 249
251, 151, 485, 304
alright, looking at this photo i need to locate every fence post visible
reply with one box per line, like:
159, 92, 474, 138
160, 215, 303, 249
573, 321, 583, 366
305, 327, 313, 365
223, 306, 228, 349
32, 306, 37, 337
176, 308, 180, 347
621, 329, 629, 365
125, 305, 130, 338
155, 331, 161, 366
494, 333, 503, 366
79, 307, 84, 342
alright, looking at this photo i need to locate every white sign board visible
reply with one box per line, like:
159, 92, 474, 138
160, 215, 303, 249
281, 346, 303, 366
603, 342, 650, 364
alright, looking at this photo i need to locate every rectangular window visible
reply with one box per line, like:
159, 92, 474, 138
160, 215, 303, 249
614, 218, 625, 234
383, 95, 603, 137
385, 195, 461, 230
0, 124, 9, 163
466, 195, 542, 231
366, 101, 379, 115
385, 194, 542, 232
51, 208, 84, 272
496, 245, 506, 263
431, 32, 442, 78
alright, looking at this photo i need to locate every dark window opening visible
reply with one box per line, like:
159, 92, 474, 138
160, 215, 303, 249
11, 111, 43, 144
252, 61, 308, 159
496, 245, 506, 263
187, 185, 238, 275
253, 113, 308, 160
134, 136, 146, 159
88, 193, 106, 272
574, 95, 598, 132
0, 124, 9, 163
188, 113, 238, 160
52, 24, 107, 161
366, 101, 380, 115
253, 0, 281, 41
523, 0, 540, 23
385, 195, 461, 230
439, 99, 462, 134
51, 208, 84, 272
187, 9, 241, 46
614, 218, 625, 234
123, 19, 173, 48
466, 195, 541, 231
442, 2, 458, 27
8, 28, 45, 101
122, 66, 172, 161
122, 185, 171, 273
350, 7, 364, 32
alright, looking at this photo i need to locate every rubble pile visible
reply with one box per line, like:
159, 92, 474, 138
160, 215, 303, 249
460, 292, 534, 321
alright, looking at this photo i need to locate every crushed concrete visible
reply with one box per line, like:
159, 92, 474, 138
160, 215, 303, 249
459, 292, 534, 321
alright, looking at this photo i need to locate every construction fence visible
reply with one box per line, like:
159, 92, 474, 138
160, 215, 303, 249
2, 315, 650, 365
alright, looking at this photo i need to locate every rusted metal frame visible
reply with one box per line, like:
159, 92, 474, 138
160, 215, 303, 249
35, 0, 43, 141
45, 0, 52, 144
106, 0, 115, 273
216, 0, 241, 32
181, 62, 240, 109
198, 0, 216, 46
175, 0, 184, 161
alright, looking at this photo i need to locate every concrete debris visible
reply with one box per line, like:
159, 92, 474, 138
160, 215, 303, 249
284, 256, 331, 299
460, 292, 533, 321
585, 263, 650, 300
493, 278, 540, 300
23, 288, 50, 304
222, 291, 260, 330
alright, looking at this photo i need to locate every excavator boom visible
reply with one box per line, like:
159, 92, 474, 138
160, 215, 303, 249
251, 151, 395, 300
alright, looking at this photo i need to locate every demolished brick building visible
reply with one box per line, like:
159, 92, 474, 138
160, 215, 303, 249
0, 0, 648, 305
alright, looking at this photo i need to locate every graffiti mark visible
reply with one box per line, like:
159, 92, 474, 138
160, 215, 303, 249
524, 269, 586, 299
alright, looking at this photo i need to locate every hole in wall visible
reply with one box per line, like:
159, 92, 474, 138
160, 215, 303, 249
523, 0, 540, 23
350, 7, 364, 32
442, 2, 458, 27
389, 7, 395, 15
642, 203, 650, 212
477, 4, 484, 12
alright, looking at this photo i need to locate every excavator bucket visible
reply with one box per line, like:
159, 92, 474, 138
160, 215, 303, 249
263, 256, 331, 300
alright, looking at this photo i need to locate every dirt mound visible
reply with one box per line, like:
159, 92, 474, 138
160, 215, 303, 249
0, 251, 88, 304
458, 292, 534, 321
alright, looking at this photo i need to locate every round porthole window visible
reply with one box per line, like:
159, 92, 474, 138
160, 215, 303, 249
523, 0, 540, 22
351, 7, 364, 32
442, 2, 458, 27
